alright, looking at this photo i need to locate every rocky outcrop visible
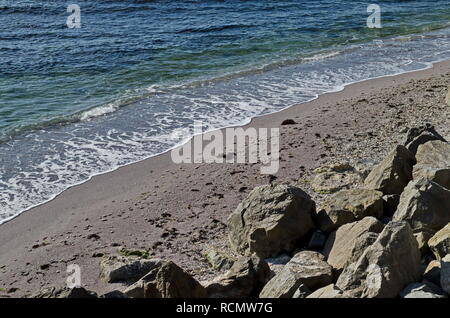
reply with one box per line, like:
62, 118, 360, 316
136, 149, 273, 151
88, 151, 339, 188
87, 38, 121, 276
259, 251, 333, 298
311, 163, 362, 194
100, 255, 162, 283
403, 124, 446, 155
204, 255, 271, 298
364, 145, 416, 195
323, 217, 384, 272
316, 188, 383, 232
228, 184, 314, 258
428, 224, 450, 261
336, 221, 421, 298
124, 260, 206, 298
413, 140, 450, 190
393, 178, 450, 251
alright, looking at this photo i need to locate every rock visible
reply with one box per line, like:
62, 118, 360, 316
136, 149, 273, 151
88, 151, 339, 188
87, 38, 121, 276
382, 194, 400, 217
265, 254, 291, 276
428, 223, 450, 261
400, 282, 446, 298
446, 86, 450, 106
307, 231, 327, 250
32, 287, 98, 298
441, 254, 450, 294
281, 119, 297, 125
323, 217, 384, 272
404, 124, 446, 155
124, 260, 206, 298
204, 255, 271, 298
306, 284, 344, 298
311, 163, 362, 194
100, 255, 162, 283
99, 290, 128, 298
413, 140, 450, 190
259, 251, 333, 298
316, 188, 384, 232
393, 178, 450, 251
423, 260, 441, 286
292, 284, 311, 298
364, 145, 416, 195
228, 184, 315, 258
203, 246, 236, 271
336, 221, 421, 298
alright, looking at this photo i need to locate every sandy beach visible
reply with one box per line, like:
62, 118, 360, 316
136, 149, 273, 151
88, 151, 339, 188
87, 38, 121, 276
1, 60, 449, 297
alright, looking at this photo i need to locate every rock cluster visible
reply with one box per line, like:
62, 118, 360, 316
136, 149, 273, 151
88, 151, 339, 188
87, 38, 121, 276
32, 125, 449, 298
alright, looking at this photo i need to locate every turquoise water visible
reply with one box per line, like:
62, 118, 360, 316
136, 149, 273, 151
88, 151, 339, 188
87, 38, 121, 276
1, 0, 450, 222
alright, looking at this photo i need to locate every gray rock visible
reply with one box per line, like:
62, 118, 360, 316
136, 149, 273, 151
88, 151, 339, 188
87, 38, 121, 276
123, 260, 206, 298
428, 223, 450, 261
32, 286, 98, 298
316, 188, 384, 232
336, 221, 421, 298
203, 246, 236, 271
323, 217, 384, 272
393, 178, 450, 251
404, 124, 446, 155
100, 290, 128, 298
292, 284, 311, 298
259, 251, 333, 298
311, 163, 362, 194
400, 282, 446, 298
228, 184, 315, 258
364, 145, 416, 195
441, 254, 450, 294
306, 284, 344, 298
204, 255, 271, 298
265, 254, 291, 276
413, 140, 450, 190
100, 255, 162, 283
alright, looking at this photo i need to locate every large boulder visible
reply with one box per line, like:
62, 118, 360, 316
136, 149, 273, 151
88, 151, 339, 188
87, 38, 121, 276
413, 140, 450, 190
336, 221, 421, 298
228, 184, 315, 258
323, 217, 384, 272
364, 145, 416, 195
124, 260, 206, 298
259, 251, 333, 298
316, 189, 384, 232
311, 163, 362, 194
204, 255, 271, 298
393, 178, 450, 251
403, 124, 446, 155
400, 282, 446, 298
428, 223, 450, 261
441, 254, 450, 294
100, 255, 162, 283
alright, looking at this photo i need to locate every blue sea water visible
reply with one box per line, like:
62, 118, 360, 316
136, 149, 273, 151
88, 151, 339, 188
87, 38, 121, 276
0, 0, 450, 223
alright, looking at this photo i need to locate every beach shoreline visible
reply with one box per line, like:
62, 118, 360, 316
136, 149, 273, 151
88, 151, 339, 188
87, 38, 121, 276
1, 59, 449, 297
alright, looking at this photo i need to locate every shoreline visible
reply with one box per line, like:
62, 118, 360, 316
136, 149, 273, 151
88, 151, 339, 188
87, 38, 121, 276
1, 56, 449, 227
0, 59, 449, 297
